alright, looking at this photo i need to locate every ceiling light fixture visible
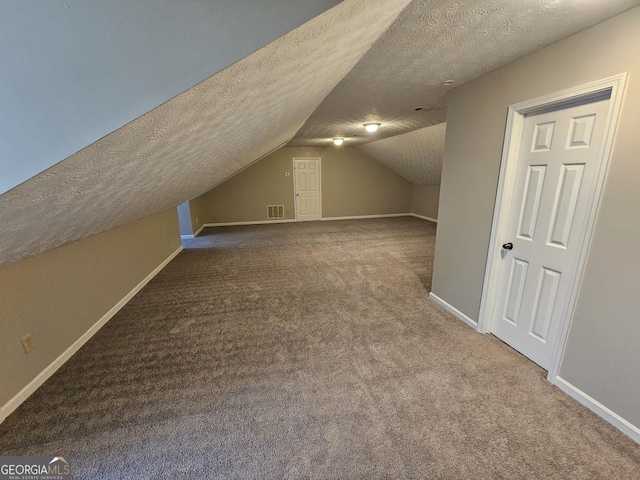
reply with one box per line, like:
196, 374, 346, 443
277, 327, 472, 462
333, 138, 344, 146
363, 123, 381, 133
442, 80, 454, 86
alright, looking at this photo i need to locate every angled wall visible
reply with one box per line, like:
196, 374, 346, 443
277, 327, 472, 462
0, 0, 412, 269
0, 0, 340, 195
0, 208, 181, 416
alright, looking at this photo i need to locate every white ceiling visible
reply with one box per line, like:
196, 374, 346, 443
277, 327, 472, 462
0, 0, 411, 268
0, 0, 340, 195
1, 0, 638, 268
291, 0, 639, 148
360, 122, 446, 185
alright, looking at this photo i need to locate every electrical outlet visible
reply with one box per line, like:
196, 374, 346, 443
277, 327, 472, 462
21, 333, 34, 353
195, 217, 199, 224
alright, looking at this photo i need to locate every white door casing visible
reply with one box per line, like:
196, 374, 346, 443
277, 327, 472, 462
293, 157, 322, 221
478, 74, 627, 378
492, 95, 610, 370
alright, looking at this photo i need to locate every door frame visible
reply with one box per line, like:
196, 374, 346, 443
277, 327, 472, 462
477, 73, 627, 380
292, 157, 322, 221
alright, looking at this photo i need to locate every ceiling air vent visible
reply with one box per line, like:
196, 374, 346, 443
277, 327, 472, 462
267, 205, 284, 219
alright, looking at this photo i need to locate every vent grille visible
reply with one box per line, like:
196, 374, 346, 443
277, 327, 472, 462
267, 205, 284, 219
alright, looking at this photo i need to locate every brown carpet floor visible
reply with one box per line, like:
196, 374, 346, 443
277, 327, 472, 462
0, 217, 638, 479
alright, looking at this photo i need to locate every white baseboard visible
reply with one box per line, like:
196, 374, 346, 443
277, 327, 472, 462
193, 224, 206, 237
321, 213, 411, 221
427, 294, 639, 444
201, 214, 422, 228
552, 376, 640, 444
411, 213, 438, 223
429, 292, 478, 329
180, 224, 206, 239
204, 219, 296, 228
0, 246, 184, 424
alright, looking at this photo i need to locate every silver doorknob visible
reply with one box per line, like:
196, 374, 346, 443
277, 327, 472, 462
502, 242, 514, 250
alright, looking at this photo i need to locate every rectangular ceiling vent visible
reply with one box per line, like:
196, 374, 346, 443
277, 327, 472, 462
267, 205, 284, 219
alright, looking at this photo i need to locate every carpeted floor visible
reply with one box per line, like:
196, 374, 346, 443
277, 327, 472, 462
0, 217, 638, 479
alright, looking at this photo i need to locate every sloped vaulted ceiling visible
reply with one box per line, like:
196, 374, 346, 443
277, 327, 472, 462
360, 123, 446, 185
0, 0, 413, 268
292, 0, 639, 147
0, 0, 341, 195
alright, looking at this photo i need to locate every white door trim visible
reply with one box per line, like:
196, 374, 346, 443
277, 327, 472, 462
477, 73, 627, 382
292, 157, 322, 221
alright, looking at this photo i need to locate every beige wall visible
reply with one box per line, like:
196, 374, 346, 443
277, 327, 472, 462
320, 147, 412, 218
196, 146, 413, 223
198, 149, 296, 223
189, 196, 207, 234
0, 208, 181, 409
177, 197, 208, 236
412, 184, 440, 220
432, 7, 640, 426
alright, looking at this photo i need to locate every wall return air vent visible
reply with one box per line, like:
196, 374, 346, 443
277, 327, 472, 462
267, 205, 284, 219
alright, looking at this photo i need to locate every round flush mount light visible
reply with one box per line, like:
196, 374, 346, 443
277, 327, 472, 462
442, 80, 454, 86
333, 138, 344, 146
363, 123, 381, 133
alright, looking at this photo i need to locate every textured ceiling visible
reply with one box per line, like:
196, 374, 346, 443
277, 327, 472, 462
0, 0, 412, 268
291, 0, 639, 147
3, 0, 638, 268
0, 0, 341, 195
360, 122, 446, 185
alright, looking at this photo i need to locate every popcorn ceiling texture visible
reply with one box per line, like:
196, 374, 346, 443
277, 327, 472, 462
0, 0, 412, 268
292, 0, 639, 147
2, 0, 637, 267
359, 123, 446, 185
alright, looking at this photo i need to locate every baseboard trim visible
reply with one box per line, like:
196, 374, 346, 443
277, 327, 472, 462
553, 376, 640, 444
410, 213, 438, 223
198, 214, 436, 228
321, 213, 411, 221
204, 215, 414, 226
203, 219, 296, 228
193, 224, 206, 237
0, 245, 184, 424
429, 292, 478, 329
180, 224, 206, 239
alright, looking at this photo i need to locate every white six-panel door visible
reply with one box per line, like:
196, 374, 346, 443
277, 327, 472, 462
491, 94, 611, 370
293, 157, 321, 221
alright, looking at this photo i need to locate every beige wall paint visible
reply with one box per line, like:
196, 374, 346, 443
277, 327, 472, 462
189, 196, 207, 234
198, 149, 296, 223
196, 146, 413, 223
177, 197, 208, 236
432, 7, 640, 426
320, 146, 412, 217
412, 184, 440, 220
0, 208, 181, 408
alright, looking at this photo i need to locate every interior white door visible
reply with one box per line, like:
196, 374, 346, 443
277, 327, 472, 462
492, 94, 611, 370
293, 157, 321, 221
